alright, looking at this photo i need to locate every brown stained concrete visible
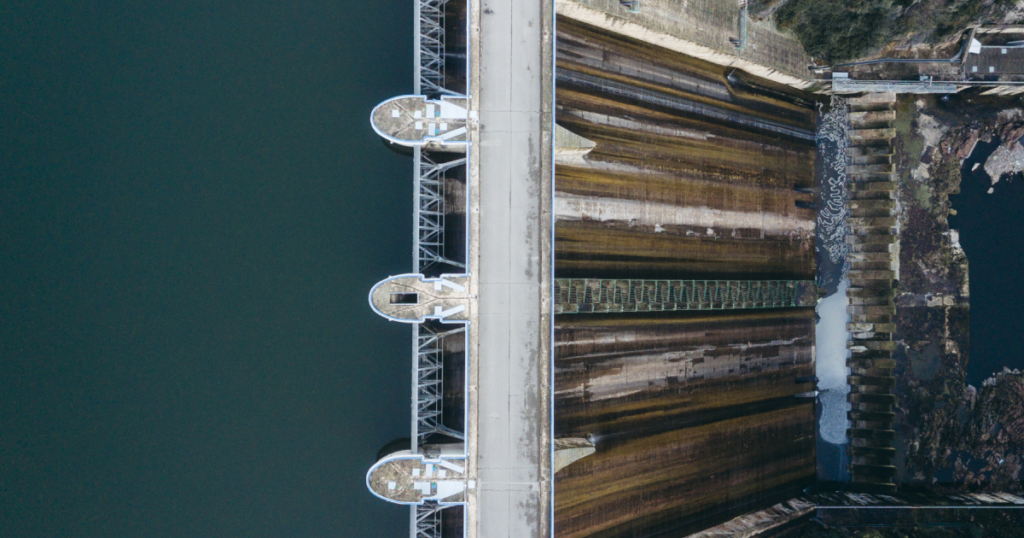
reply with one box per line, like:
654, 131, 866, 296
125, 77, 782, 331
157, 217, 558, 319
549, 9, 820, 537
369, 275, 470, 322
553, 311, 816, 537
556, 403, 815, 538
555, 18, 818, 128
553, 21, 816, 281
556, 221, 813, 280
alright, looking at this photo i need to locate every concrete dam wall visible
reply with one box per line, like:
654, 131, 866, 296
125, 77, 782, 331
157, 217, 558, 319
553, 16, 820, 537
554, 18, 817, 281
553, 312, 816, 537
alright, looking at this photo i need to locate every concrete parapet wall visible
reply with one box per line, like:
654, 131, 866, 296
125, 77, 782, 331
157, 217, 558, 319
683, 498, 815, 538
818, 505, 1024, 527
556, 0, 820, 91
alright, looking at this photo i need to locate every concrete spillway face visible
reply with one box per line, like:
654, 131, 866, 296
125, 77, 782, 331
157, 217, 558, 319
553, 437, 596, 474
555, 124, 596, 159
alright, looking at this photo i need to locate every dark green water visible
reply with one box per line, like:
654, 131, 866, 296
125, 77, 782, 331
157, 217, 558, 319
1, 1, 413, 535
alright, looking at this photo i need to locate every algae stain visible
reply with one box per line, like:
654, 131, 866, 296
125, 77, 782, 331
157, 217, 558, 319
913, 183, 933, 211
895, 97, 937, 211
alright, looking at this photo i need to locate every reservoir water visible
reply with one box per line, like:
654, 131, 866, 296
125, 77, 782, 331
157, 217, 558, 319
1, 1, 414, 535
952, 138, 1024, 386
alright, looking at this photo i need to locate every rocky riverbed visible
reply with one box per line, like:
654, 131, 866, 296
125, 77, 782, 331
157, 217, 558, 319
889, 93, 1024, 492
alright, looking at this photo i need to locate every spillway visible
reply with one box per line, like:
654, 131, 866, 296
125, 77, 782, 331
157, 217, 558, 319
554, 311, 816, 537
553, 16, 820, 537
554, 19, 817, 280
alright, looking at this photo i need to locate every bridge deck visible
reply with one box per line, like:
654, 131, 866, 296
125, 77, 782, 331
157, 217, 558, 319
466, 0, 553, 535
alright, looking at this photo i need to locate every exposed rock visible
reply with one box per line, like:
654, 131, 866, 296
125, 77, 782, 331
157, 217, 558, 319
949, 371, 1024, 492
890, 94, 1024, 493
983, 141, 1024, 186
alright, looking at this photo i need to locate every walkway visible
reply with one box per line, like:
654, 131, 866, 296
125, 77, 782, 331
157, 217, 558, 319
467, 0, 553, 535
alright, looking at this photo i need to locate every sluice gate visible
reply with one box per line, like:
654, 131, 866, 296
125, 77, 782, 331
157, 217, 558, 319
554, 278, 816, 314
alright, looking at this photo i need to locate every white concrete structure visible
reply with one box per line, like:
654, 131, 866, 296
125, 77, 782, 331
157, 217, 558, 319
366, 0, 554, 535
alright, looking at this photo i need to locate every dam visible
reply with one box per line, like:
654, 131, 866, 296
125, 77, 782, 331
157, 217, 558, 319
551, 13, 820, 536
362, 0, 824, 536
366, 0, 553, 536
361, 0, 1024, 536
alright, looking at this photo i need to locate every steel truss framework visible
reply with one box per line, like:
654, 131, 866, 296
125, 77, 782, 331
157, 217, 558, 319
554, 279, 815, 314
403, 2, 466, 538
412, 503, 446, 538
413, 324, 466, 450
414, 150, 467, 273
415, 0, 456, 97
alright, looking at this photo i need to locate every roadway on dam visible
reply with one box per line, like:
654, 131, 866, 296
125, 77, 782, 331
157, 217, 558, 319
469, 0, 553, 535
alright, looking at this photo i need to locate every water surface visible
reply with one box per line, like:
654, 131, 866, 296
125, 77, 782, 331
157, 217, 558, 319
1, 1, 415, 535
952, 138, 1024, 386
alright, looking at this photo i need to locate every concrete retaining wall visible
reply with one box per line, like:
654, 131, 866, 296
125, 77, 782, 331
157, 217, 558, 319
556, 0, 823, 91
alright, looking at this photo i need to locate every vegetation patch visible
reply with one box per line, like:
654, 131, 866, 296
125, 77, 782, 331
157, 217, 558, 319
774, 0, 1019, 63
775, 0, 892, 63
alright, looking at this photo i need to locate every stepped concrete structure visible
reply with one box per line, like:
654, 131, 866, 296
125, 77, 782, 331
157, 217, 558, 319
554, 279, 817, 314
843, 92, 900, 494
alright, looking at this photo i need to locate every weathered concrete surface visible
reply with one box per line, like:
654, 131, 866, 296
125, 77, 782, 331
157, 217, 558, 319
554, 125, 596, 158
552, 438, 596, 474
554, 312, 816, 537
556, 0, 822, 91
554, 18, 818, 281
465, 0, 554, 534
551, 16, 819, 535
371, 96, 469, 146
684, 498, 815, 538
